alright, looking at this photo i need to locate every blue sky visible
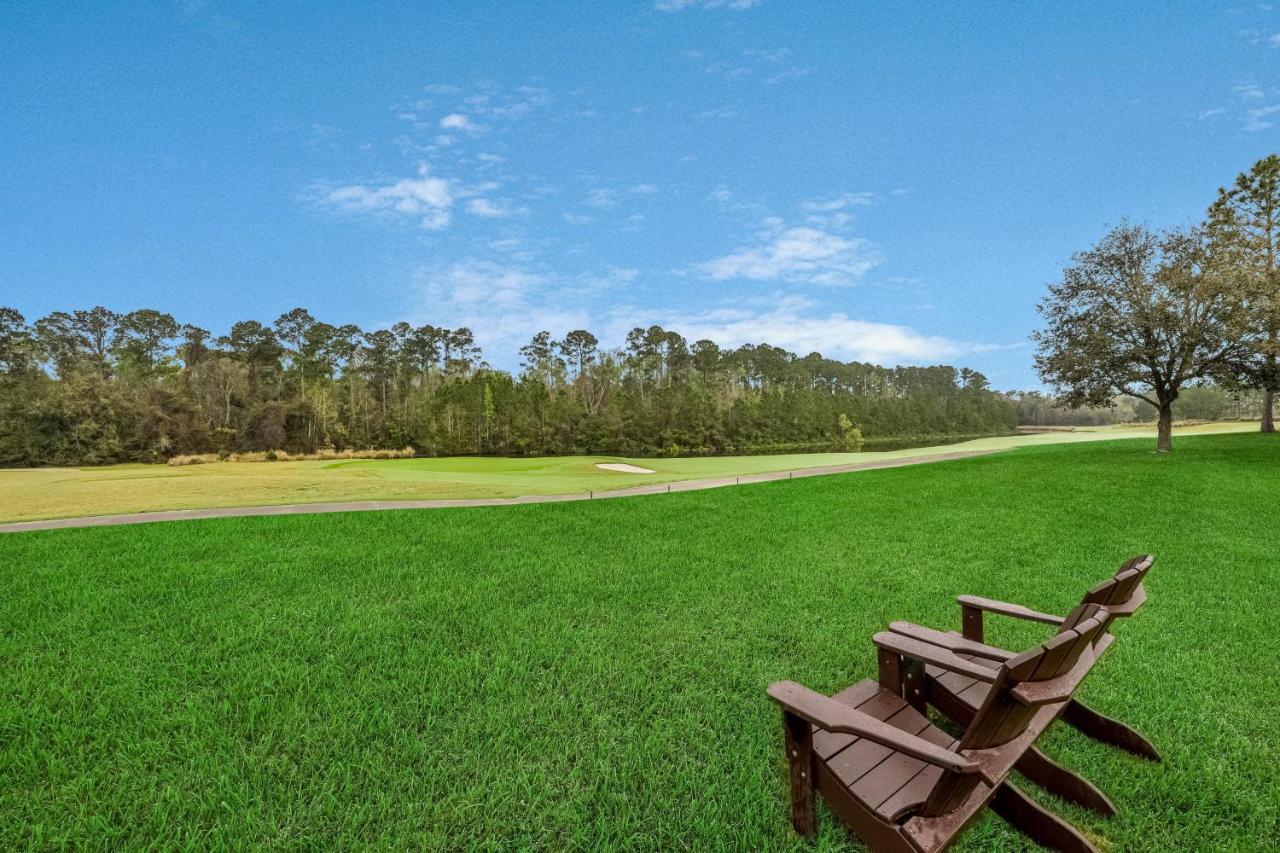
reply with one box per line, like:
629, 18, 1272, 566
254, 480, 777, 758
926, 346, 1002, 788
3, 1, 1279, 388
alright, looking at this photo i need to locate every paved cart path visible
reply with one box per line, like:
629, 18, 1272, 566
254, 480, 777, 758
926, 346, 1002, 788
0, 449, 997, 533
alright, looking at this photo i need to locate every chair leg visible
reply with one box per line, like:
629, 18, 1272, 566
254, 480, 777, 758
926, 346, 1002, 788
1062, 699, 1161, 762
1016, 745, 1116, 817
782, 710, 816, 836
991, 781, 1099, 853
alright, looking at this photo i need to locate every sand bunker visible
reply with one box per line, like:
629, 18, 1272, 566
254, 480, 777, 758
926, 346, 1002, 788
595, 462, 656, 474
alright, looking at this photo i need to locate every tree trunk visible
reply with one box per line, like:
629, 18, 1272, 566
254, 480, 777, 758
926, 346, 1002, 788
1262, 388, 1275, 433
1156, 403, 1173, 453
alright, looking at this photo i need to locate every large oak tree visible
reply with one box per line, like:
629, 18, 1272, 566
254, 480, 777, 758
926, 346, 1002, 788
1034, 223, 1251, 452
1208, 154, 1280, 432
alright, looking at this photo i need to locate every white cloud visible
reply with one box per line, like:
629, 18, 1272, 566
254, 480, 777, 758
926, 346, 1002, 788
1246, 103, 1280, 130
440, 113, 481, 132
1235, 82, 1265, 100
463, 85, 551, 120
659, 298, 993, 365
697, 106, 741, 120
466, 197, 522, 218
629, 183, 659, 194
573, 267, 640, 295
411, 259, 590, 356
767, 66, 813, 84
585, 188, 617, 209
697, 221, 881, 286
802, 192, 874, 212
800, 193, 874, 228
703, 61, 751, 80
1270, 33, 1280, 46
657, 0, 760, 10
314, 164, 455, 230
425, 259, 547, 309
743, 47, 790, 64
404, 263, 995, 370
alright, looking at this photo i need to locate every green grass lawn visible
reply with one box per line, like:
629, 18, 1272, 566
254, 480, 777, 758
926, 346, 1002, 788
3, 432, 1278, 849
0, 420, 1257, 523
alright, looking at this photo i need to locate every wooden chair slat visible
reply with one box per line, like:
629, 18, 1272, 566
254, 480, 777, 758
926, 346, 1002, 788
956, 679, 992, 709
930, 666, 977, 696
1107, 568, 1143, 604
814, 679, 893, 758
1031, 629, 1082, 679
877, 764, 947, 822
814, 728, 856, 761
853, 751, 933, 809
826, 737, 895, 787
833, 679, 885, 708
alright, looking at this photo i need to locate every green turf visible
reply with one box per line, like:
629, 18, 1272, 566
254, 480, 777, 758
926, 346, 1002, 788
2, 432, 1278, 849
0, 420, 1257, 523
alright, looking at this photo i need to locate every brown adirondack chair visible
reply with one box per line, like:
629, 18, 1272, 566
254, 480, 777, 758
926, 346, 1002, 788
886, 555, 1157, 818
768, 607, 1110, 852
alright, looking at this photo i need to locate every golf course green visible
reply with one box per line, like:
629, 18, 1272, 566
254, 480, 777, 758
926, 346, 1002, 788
0, 421, 1256, 523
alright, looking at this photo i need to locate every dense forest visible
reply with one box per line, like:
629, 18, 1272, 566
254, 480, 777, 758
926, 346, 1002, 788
0, 306, 1019, 466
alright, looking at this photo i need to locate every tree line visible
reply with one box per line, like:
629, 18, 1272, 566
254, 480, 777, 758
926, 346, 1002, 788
1035, 154, 1280, 451
0, 309, 1017, 466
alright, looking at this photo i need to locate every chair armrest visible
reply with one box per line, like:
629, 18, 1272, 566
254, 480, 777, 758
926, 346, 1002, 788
768, 681, 978, 773
957, 595, 1064, 626
887, 621, 1016, 662
872, 632, 1000, 683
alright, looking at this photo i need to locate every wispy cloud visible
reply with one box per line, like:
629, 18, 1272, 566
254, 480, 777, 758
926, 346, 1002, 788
466, 197, 524, 219
697, 219, 881, 286
440, 113, 482, 133
585, 188, 618, 209
697, 106, 741, 120
656, 0, 761, 11
801, 192, 874, 212
1197, 82, 1277, 131
178, 0, 241, 33
653, 297, 995, 365
1246, 103, 1280, 130
767, 66, 813, 84
310, 164, 455, 230
698, 45, 811, 84
410, 259, 590, 355
798, 192, 876, 228
408, 264, 991, 369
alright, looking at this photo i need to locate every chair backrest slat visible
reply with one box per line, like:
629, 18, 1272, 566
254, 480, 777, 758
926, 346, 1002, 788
1082, 555, 1153, 607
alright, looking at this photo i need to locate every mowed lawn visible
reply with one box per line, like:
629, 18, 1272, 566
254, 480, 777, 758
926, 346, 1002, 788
2, 433, 1278, 849
0, 421, 1256, 523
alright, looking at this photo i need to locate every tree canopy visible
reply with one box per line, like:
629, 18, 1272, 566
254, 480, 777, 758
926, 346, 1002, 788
1034, 223, 1252, 451
0, 307, 1017, 467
